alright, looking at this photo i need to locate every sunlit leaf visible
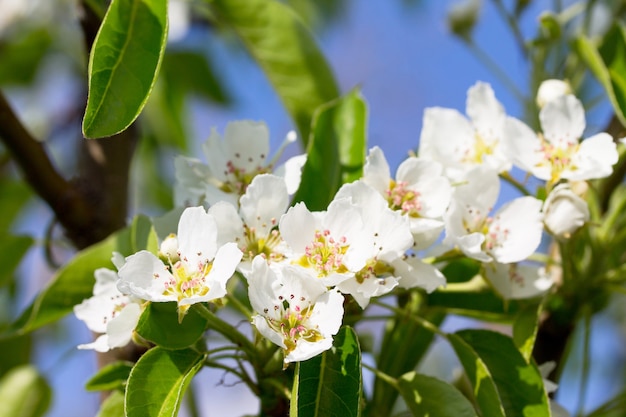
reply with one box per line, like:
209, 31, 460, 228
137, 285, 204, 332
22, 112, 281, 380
85, 361, 134, 392
291, 326, 361, 417
5, 216, 156, 337
125, 347, 205, 417
292, 90, 367, 211
210, 0, 339, 143
456, 329, 551, 417
513, 303, 542, 362
95, 390, 125, 417
397, 372, 478, 417
0, 365, 51, 417
135, 302, 208, 350
447, 334, 506, 417
83, 0, 168, 138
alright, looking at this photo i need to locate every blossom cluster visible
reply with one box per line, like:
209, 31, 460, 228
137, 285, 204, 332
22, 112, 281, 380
74, 81, 618, 364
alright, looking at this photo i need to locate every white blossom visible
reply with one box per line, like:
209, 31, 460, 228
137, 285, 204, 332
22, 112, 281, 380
444, 167, 543, 263
247, 257, 344, 364
209, 174, 290, 273
174, 120, 304, 206
362, 146, 451, 249
419, 82, 512, 179
117, 207, 242, 321
74, 267, 142, 352
505, 94, 618, 185
279, 199, 366, 287
483, 262, 553, 299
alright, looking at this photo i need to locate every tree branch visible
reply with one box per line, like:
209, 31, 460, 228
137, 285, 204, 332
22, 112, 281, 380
0, 91, 94, 247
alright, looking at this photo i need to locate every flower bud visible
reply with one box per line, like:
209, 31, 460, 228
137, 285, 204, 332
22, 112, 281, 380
536, 79, 572, 108
543, 183, 589, 238
159, 233, 180, 263
447, 0, 481, 40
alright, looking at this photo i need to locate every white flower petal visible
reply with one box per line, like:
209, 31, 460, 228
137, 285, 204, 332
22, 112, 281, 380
117, 251, 173, 302
177, 206, 218, 266
489, 196, 543, 263
540, 95, 585, 144
363, 146, 392, 195
106, 303, 142, 349
240, 174, 288, 236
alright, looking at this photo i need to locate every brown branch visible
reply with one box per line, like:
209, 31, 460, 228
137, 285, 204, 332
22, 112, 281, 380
0, 91, 95, 246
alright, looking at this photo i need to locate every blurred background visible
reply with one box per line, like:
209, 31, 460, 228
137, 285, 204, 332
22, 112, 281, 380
1, 0, 624, 416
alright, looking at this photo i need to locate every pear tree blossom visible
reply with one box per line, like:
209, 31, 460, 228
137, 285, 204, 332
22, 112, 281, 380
278, 198, 367, 287
362, 146, 452, 249
74, 266, 143, 352
209, 174, 290, 273
444, 167, 544, 263
418, 81, 512, 179
483, 262, 554, 299
504, 94, 618, 186
247, 257, 344, 364
117, 206, 243, 321
334, 181, 446, 307
174, 120, 305, 206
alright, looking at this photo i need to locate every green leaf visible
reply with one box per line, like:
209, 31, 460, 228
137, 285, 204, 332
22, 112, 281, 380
447, 334, 506, 417
0, 365, 51, 417
456, 329, 551, 417
6, 216, 157, 337
130, 214, 159, 255
292, 91, 368, 211
512, 303, 542, 362
428, 277, 522, 320
291, 326, 361, 417
0, 180, 31, 233
83, 0, 168, 138
0, 235, 33, 287
135, 302, 208, 350
0, 29, 52, 86
125, 347, 205, 417
575, 23, 626, 126
210, 0, 339, 143
396, 372, 478, 417
369, 293, 444, 417
85, 361, 134, 392
161, 51, 230, 105
96, 390, 125, 417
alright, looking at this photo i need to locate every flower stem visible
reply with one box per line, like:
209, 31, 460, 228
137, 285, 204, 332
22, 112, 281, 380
575, 309, 592, 417
500, 171, 532, 196
371, 299, 446, 337
464, 39, 526, 104
192, 303, 258, 361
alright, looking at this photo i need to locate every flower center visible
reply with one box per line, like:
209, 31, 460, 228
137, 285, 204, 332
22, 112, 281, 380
220, 161, 271, 196
355, 259, 395, 284
462, 206, 509, 253
162, 260, 212, 302
264, 300, 323, 356
386, 180, 422, 217
241, 223, 284, 262
297, 230, 349, 276
536, 136, 579, 184
462, 133, 497, 165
